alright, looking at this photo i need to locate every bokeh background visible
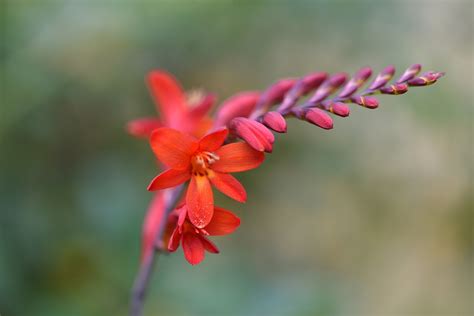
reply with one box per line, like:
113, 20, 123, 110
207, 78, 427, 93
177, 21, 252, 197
1, 1, 472, 315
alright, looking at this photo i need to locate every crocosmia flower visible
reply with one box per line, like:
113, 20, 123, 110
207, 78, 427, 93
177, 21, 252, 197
148, 127, 264, 228
127, 70, 214, 138
165, 205, 240, 265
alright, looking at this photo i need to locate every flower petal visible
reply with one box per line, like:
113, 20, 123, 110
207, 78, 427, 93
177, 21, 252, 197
199, 236, 220, 254
211, 142, 265, 173
147, 70, 187, 128
141, 192, 166, 262
147, 169, 191, 191
186, 176, 214, 228
198, 128, 229, 152
204, 207, 241, 236
126, 117, 162, 138
209, 171, 246, 203
150, 128, 198, 170
168, 227, 182, 252
182, 233, 205, 265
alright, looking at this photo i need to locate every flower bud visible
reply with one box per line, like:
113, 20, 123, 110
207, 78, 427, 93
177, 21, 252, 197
407, 72, 445, 86
396, 64, 421, 83
309, 73, 347, 104
300, 72, 328, 95
380, 83, 408, 95
229, 117, 275, 152
350, 96, 379, 109
318, 101, 350, 117
368, 65, 395, 90
305, 108, 334, 130
338, 67, 372, 98
215, 92, 260, 127
262, 111, 287, 133
264, 79, 297, 105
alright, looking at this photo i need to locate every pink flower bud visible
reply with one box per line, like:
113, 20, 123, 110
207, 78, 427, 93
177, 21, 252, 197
330, 102, 350, 117
350, 96, 379, 109
262, 111, 287, 133
368, 65, 395, 90
318, 101, 350, 117
215, 92, 260, 127
338, 67, 372, 98
229, 117, 275, 152
407, 72, 445, 86
305, 108, 334, 130
309, 73, 348, 104
265, 79, 297, 105
396, 64, 421, 83
380, 83, 408, 95
301, 72, 329, 95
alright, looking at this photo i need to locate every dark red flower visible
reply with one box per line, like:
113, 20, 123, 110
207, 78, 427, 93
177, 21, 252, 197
165, 205, 240, 265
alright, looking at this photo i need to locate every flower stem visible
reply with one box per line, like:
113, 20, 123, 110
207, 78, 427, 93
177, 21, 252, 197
129, 186, 184, 316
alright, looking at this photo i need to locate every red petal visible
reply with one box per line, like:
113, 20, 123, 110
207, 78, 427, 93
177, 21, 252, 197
198, 128, 229, 152
147, 70, 187, 129
186, 176, 214, 228
147, 169, 191, 191
126, 117, 162, 138
204, 207, 241, 236
141, 192, 166, 262
188, 93, 216, 119
214, 91, 260, 127
167, 227, 182, 252
199, 236, 220, 254
211, 142, 265, 173
150, 128, 198, 170
182, 233, 205, 265
209, 171, 246, 202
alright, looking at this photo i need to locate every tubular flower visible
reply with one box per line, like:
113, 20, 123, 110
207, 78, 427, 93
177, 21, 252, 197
126, 70, 214, 138
164, 205, 240, 265
148, 127, 264, 228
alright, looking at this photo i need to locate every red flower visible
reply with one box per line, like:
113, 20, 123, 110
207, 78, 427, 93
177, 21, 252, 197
127, 70, 214, 138
148, 127, 264, 228
165, 205, 240, 265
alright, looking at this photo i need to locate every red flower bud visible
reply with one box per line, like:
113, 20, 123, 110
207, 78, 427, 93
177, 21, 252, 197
305, 108, 334, 130
300, 72, 329, 95
215, 92, 260, 127
368, 65, 395, 90
350, 96, 379, 109
318, 101, 350, 117
380, 83, 408, 95
330, 102, 350, 117
309, 73, 348, 104
229, 117, 275, 152
262, 111, 287, 133
396, 64, 421, 83
407, 72, 445, 86
338, 67, 372, 98
264, 79, 297, 105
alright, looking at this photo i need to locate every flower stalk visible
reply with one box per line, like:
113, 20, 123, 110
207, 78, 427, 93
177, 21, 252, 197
126, 64, 444, 315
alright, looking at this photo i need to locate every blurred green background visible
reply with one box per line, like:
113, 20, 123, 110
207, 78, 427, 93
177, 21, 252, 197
1, 1, 472, 315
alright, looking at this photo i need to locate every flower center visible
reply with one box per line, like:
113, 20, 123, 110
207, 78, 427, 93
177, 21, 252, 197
191, 151, 219, 176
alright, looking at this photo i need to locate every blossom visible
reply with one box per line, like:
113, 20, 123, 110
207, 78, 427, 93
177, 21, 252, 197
164, 205, 240, 265
148, 127, 264, 228
126, 70, 214, 138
